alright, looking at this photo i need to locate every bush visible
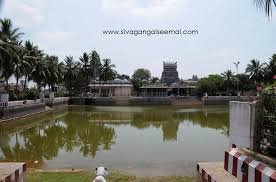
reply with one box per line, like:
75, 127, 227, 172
26, 88, 38, 100
8, 88, 38, 101
8, 92, 17, 101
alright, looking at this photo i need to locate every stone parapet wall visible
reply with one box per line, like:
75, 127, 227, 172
45, 97, 69, 107
129, 97, 171, 105
69, 97, 116, 106
0, 103, 45, 120
202, 96, 256, 105
69, 96, 204, 106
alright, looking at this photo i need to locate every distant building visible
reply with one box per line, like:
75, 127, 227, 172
141, 62, 197, 97
88, 79, 133, 97
161, 62, 179, 85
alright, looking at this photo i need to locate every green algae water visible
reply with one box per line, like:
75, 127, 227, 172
0, 106, 229, 176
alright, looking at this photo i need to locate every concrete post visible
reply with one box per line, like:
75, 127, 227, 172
250, 100, 263, 152
49, 92, 55, 100
0, 93, 9, 102
39, 93, 45, 103
229, 101, 263, 152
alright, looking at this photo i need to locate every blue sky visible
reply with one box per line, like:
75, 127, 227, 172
1, 0, 276, 79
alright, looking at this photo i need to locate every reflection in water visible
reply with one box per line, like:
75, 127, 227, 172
0, 106, 229, 173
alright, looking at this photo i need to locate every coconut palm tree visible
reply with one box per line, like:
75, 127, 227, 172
23, 41, 43, 90
100, 59, 116, 81
13, 44, 30, 92
79, 52, 90, 82
64, 56, 77, 95
246, 59, 266, 85
0, 18, 23, 42
255, 0, 276, 16
0, 18, 23, 91
264, 54, 276, 83
0, 40, 14, 85
45, 55, 60, 92
221, 70, 234, 95
31, 58, 48, 92
90, 50, 101, 80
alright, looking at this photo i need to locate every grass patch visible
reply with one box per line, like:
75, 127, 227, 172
27, 171, 196, 182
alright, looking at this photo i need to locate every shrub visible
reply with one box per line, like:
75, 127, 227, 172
8, 92, 18, 101
26, 88, 38, 100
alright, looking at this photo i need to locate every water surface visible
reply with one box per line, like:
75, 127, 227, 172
0, 106, 229, 176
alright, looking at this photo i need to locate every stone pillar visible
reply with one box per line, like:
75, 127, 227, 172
229, 100, 263, 152
39, 93, 45, 103
49, 92, 55, 100
0, 93, 9, 102
250, 100, 263, 152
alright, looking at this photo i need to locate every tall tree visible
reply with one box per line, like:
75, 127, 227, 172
221, 70, 234, 95
90, 50, 101, 80
64, 56, 77, 95
264, 54, 276, 83
196, 74, 224, 96
100, 59, 116, 81
246, 59, 266, 86
79, 52, 90, 82
31, 58, 48, 92
0, 18, 23, 42
13, 43, 30, 92
0, 40, 16, 87
45, 55, 60, 92
236, 74, 256, 95
23, 41, 43, 90
0, 18, 23, 90
131, 68, 151, 93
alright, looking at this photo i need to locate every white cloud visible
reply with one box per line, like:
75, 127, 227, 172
35, 31, 75, 47
100, 0, 189, 17
2, 0, 45, 27
131, 0, 187, 17
36, 31, 74, 41
101, 0, 136, 14
272, 12, 276, 21
35, 31, 77, 57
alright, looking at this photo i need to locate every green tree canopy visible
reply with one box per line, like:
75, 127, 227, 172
264, 54, 276, 83
131, 68, 151, 92
100, 59, 116, 81
221, 70, 235, 95
196, 74, 224, 96
246, 59, 266, 84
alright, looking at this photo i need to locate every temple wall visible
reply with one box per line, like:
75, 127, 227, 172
114, 87, 131, 97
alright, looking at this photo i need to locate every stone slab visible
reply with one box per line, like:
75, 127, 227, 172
0, 162, 26, 182
197, 162, 239, 182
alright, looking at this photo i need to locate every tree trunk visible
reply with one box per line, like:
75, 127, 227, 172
37, 83, 41, 93
5, 79, 9, 92
16, 76, 19, 93
24, 75, 28, 90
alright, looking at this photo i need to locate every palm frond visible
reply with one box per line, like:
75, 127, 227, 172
255, 0, 276, 17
